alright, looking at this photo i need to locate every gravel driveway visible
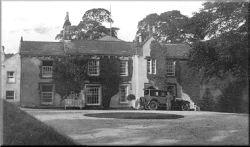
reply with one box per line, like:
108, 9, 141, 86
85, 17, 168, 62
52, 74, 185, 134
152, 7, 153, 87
22, 108, 249, 145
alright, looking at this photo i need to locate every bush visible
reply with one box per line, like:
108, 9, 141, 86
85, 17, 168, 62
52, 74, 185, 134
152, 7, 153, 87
127, 94, 136, 101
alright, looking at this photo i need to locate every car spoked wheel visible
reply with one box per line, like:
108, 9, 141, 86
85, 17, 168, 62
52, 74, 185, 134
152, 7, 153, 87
148, 101, 159, 110
181, 103, 189, 111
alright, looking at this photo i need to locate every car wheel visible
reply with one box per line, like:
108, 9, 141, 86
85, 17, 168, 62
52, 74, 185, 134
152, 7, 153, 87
181, 103, 189, 111
148, 101, 159, 110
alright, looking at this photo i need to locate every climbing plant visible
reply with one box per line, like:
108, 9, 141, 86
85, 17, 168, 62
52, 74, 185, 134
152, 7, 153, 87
53, 55, 133, 108
53, 56, 90, 99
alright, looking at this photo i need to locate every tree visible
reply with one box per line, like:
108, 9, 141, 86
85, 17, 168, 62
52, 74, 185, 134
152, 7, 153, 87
136, 10, 191, 43
55, 8, 119, 40
188, 1, 249, 113
189, 1, 248, 40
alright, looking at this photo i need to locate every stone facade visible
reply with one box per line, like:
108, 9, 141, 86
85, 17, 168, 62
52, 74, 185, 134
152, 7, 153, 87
1, 51, 21, 105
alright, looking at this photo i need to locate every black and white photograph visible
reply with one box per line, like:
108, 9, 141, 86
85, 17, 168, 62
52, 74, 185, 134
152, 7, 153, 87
0, 0, 249, 145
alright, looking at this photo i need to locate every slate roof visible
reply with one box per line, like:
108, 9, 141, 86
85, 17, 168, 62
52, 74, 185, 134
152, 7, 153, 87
98, 35, 124, 42
4, 53, 15, 60
64, 40, 135, 56
163, 43, 191, 58
20, 40, 136, 56
20, 41, 64, 56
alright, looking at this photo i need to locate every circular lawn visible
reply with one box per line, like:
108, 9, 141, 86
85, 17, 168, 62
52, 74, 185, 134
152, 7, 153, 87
84, 112, 184, 119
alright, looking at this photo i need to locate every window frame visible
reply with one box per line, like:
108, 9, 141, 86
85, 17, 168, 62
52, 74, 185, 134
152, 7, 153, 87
6, 90, 15, 100
88, 60, 100, 76
85, 84, 102, 106
41, 60, 53, 78
40, 84, 55, 105
147, 58, 156, 75
119, 84, 129, 104
166, 61, 176, 76
7, 71, 15, 83
120, 60, 129, 76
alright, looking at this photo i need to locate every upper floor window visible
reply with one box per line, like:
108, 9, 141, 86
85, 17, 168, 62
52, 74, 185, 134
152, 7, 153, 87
166, 61, 176, 76
88, 60, 100, 76
147, 58, 156, 74
7, 71, 15, 83
120, 60, 128, 76
42, 60, 53, 78
6, 90, 15, 100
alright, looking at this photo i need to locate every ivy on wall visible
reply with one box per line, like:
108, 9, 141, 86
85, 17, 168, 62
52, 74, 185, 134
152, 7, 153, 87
53, 56, 90, 99
53, 55, 133, 108
149, 40, 171, 90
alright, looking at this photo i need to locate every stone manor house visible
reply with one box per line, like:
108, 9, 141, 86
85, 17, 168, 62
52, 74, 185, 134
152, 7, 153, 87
1, 13, 200, 109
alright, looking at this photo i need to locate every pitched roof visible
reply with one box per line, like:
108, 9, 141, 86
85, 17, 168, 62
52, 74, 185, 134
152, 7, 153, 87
162, 43, 191, 58
4, 53, 15, 60
20, 41, 64, 56
64, 40, 135, 56
20, 40, 136, 56
98, 35, 124, 42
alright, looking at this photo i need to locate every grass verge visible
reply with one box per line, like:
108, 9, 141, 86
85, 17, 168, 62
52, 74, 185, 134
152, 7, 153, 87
2, 99, 77, 145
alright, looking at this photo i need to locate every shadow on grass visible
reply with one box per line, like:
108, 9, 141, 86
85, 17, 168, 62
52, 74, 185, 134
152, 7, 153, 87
2, 99, 77, 145
84, 112, 184, 119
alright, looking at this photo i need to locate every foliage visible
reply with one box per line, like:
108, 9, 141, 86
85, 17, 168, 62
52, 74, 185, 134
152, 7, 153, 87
55, 8, 119, 40
136, 10, 192, 43
127, 94, 136, 101
53, 56, 89, 99
99, 56, 120, 108
188, 1, 249, 113
53, 55, 133, 108
191, 1, 248, 39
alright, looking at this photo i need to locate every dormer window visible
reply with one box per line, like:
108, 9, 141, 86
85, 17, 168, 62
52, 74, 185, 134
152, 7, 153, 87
147, 58, 156, 74
42, 60, 53, 78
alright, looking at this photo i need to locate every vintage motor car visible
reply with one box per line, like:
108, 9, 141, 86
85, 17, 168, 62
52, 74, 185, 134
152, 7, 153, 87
139, 89, 190, 111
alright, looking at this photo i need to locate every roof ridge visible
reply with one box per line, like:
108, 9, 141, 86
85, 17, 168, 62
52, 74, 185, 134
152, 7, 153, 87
71, 39, 134, 43
23, 41, 62, 43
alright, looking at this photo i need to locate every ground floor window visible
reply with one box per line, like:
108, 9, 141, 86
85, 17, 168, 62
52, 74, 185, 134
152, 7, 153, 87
6, 90, 15, 100
85, 85, 101, 105
119, 85, 129, 103
40, 84, 54, 105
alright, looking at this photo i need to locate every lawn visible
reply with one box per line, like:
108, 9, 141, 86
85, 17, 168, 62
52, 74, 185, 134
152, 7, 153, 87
2, 100, 77, 145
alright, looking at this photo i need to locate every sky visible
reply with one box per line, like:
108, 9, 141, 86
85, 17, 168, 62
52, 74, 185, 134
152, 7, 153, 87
2, 1, 205, 53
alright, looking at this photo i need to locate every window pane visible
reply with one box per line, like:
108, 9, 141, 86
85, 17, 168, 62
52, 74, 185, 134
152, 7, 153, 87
147, 59, 151, 73
6, 91, 14, 100
152, 59, 156, 74
166, 61, 175, 76
41, 85, 53, 92
42, 61, 53, 66
88, 60, 99, 75
120, 85, 127, 102
86, 86, 100, 105
120, 60, 128, 75
7, 72, 14, 77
